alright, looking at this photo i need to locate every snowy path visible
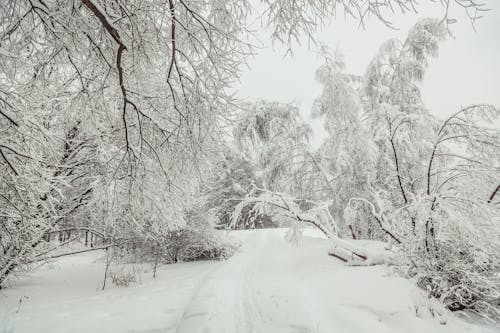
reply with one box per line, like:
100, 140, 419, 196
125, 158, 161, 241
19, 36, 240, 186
176, 229, 493, 333
0, 229, 495, 333
176, 229, 337, 333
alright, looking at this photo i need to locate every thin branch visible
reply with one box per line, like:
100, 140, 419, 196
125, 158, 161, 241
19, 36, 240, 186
488, 185, 499, 203
0, 109, 19, 127
30, 244, 115, 263
0, 148, 18, 175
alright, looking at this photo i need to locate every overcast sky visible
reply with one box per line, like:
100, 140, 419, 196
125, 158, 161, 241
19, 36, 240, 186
236, 1, 500, 147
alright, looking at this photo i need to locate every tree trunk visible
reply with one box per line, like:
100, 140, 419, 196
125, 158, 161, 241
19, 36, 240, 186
153, 242, 160, 278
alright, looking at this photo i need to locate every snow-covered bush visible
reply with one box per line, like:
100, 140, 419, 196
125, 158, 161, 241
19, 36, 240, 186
414, 237, 500, 318
177, 209, 239, 262
108, 269, 137, 288
113, 207, 238, 269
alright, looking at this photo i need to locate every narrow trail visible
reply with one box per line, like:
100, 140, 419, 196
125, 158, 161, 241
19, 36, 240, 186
176, 229, 396, 333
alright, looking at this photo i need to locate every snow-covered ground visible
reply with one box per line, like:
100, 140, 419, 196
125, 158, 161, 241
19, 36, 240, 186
0, 229, 496, 333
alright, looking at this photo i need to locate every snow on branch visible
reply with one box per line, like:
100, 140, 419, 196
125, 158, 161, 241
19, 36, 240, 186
427, 104, 500, 197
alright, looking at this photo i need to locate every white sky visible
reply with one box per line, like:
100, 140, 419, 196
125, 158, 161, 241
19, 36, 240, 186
236, 2, 500, 148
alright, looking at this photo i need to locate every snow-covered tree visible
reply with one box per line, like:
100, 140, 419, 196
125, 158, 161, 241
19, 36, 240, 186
234, 101, 312, 197
359, 18, 447, 234
312, 48, 378, 238
202, 148, 275, 229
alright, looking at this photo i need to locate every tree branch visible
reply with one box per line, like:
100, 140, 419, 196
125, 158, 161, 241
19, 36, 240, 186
488, 185, 499, 203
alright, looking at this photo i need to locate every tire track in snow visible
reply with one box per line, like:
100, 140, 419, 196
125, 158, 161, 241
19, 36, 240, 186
175, 230, 265, 333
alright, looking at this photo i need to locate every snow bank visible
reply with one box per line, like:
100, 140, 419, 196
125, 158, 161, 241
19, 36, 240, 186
0, 252, 221, 332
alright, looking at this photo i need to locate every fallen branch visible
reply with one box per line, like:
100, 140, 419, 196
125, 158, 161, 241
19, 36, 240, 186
328, 251, 347, 262
328, 247, 367, 263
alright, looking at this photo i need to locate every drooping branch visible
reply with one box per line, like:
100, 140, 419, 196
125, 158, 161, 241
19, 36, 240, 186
166, 0, 188, 122
81, 0, 132, 151
30, 244, 116, 263
271, 197, 367, 260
